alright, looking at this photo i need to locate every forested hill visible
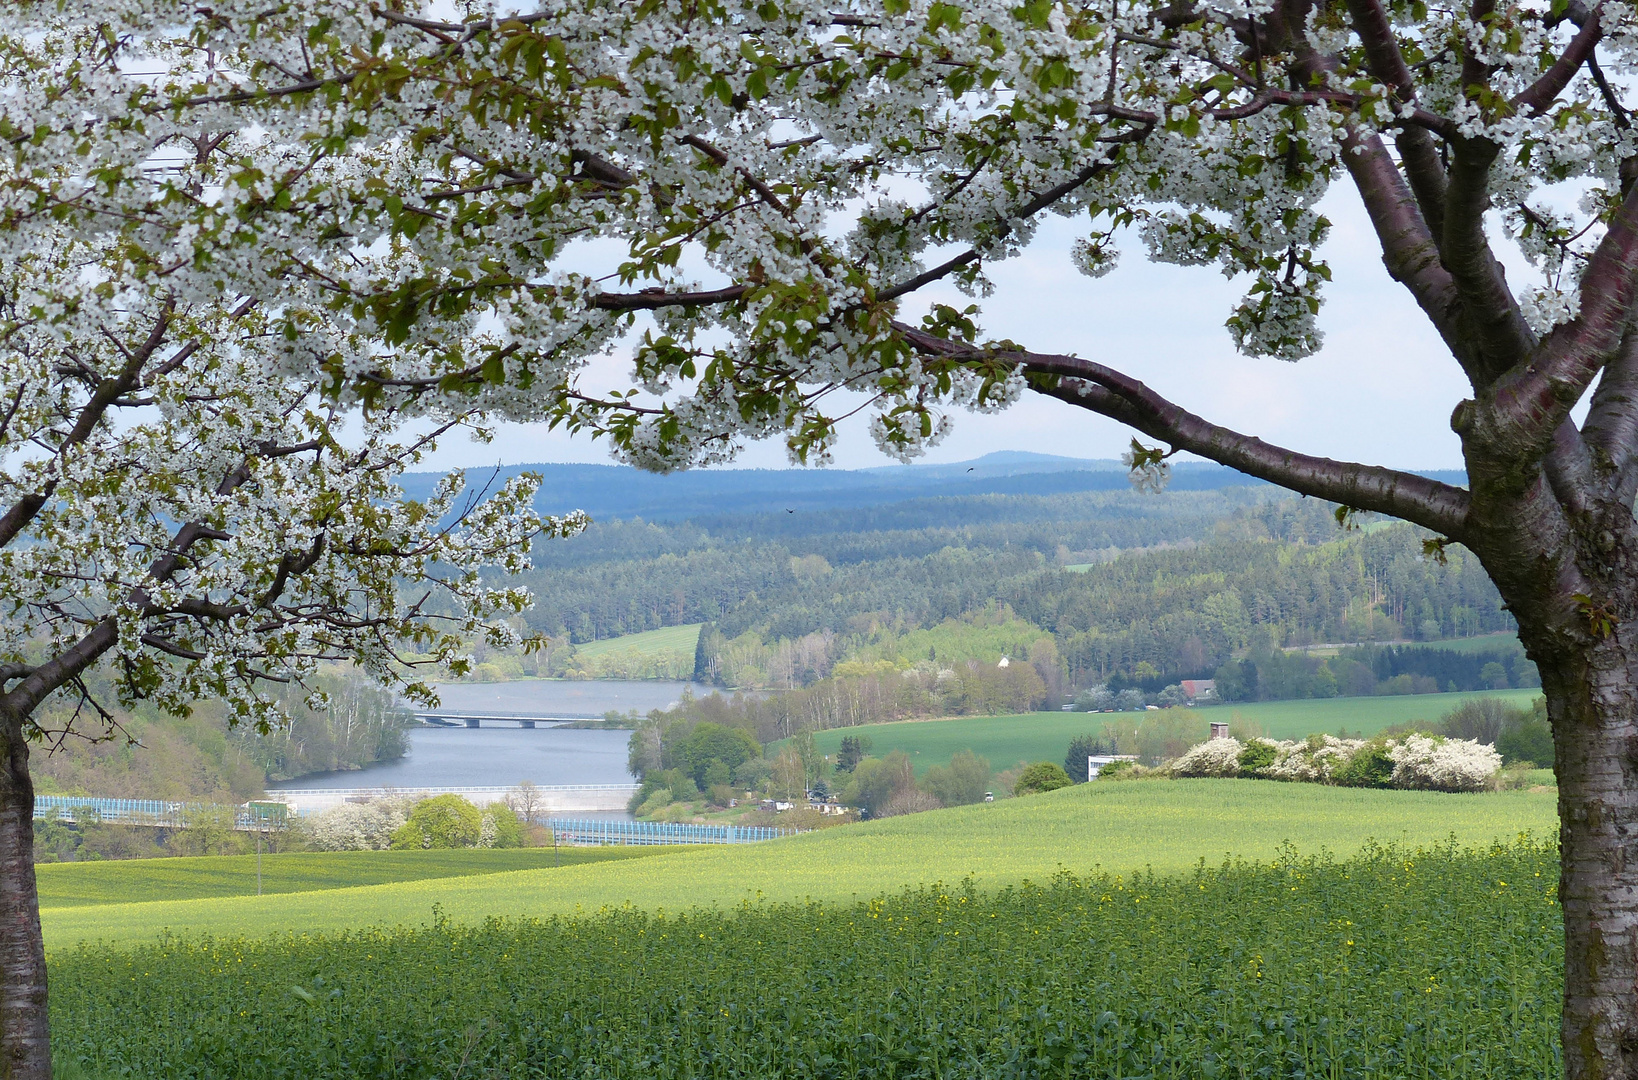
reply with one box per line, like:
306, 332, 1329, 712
501, 480, 1512, 697
516, 486, 1287, 637
398, 452, 1465, 523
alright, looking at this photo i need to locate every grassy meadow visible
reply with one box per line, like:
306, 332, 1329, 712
36, 847, 659, 908
571, 622, 702, 661
564, 622, 703, 679
804, 688, 1542, 774
42, 779, 1555, 951
1403, 631, 1523, 654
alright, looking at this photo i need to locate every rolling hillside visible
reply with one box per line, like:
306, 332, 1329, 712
43, 779, 1555, 951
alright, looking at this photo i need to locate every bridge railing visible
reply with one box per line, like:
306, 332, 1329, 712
545, 817, 797, 846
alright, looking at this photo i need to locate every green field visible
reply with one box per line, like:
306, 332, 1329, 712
803, 689, 1540, 773
1187, 688, 1538, 736
43, 779, 1555, 951
1293, 632, 1525, 657
51, 838, 1561, 1080
36, 847, 659, 908
573, 622, 702, 660
1407, 631, 1523, 654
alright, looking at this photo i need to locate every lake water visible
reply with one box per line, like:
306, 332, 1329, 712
267, 679, 728, 794
266, 726, 635, 791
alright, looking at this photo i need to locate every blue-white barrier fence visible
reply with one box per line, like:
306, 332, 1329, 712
34, 795, 282, 830
546, 817, 795, 846
35, 799, 800, 843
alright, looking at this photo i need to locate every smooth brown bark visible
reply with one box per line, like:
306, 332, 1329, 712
0, 710, 47, 1080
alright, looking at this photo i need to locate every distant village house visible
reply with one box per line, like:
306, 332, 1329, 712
1179, 679, 1216, 704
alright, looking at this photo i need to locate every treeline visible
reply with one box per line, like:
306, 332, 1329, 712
529, 487, 1276, 570
634, 657, 1053, 755
1207, 642, 1538, 703
1032, 518, 1511, 687
246, 673, 414, 782
1366, 644, 1536, 690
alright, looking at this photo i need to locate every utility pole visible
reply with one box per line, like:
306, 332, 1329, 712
247, 800, 284, 897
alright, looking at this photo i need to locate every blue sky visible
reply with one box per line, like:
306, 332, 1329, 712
417, 190, 1483, 474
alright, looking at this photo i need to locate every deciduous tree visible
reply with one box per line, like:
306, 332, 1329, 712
0, 6, 576, 1076
284, 2, 1636, 1072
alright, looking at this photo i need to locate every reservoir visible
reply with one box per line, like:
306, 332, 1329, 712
265, 725, 635, 792
266, 679, 716, 793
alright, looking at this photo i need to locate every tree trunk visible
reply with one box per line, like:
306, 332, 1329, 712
1531, 633, 1638, 1080
0, 711, 48, 1080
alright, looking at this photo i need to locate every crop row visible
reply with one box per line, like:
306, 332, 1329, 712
51, 837, 1561, 1079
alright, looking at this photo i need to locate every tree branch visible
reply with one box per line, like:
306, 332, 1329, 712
257, 534, 327, 610
898, 325, 1471, 535
1581, 325, 1638, 472
1343, 0, 1447, 237
1335, 128, 1468, 366
0, 620, 118, 721
0, 455, 252, 718
1488, 176, 1638, 453
137, 634, 208, 662
1510, 5, 1602, 116
591, 286, 749, 311
1461, 0, 1497, 94
1428, 0, 1540, 390
0, 301, 173, 550
1440, 137, 1537, 383
1544, 418, 1595, 516
880, 159, 1120, 302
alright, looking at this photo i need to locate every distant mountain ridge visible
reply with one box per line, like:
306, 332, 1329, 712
396, 451, 1467, 523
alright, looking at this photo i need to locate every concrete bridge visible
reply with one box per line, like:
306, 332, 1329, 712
412, 711, 607, 728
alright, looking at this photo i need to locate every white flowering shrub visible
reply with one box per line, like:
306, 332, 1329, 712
1173, 735, 1502, 793
1169, 737, 1244, 778
305, 797, 417, 852
1389, 736, 1504, 793
1263, 738, 1366, 783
